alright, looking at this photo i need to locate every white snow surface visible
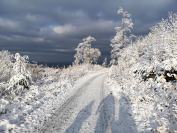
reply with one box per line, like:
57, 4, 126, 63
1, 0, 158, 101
0, 64, 177, 133
0, 64, 104, 132
1, 64, 177, 133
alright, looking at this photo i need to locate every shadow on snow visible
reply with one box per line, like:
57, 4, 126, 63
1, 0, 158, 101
112, 94, 138, 133
94, 93, 115, 133
65, 93, 138, 133
94, 93, 138, 133
65, 101, 94, 133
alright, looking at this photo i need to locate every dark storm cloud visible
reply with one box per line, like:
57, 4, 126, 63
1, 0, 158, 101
0, 0, 177, 65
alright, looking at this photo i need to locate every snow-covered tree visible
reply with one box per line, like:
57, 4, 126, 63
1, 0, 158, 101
110, 7, 134, 65
8, 53, 32, 95
74, 36, 101, 64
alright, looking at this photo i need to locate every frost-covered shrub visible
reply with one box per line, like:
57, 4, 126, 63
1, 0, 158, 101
0, 51, 13, 82
7, 53, 32, 95
28, 64, 44, 82
136, 58, 177, 83
130, 13, 177, 97
109, 12, 177, 132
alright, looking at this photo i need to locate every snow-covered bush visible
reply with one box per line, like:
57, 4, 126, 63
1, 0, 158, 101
135, 58, 177, 84
74, 36, 101, 65
7, 53, 32, 95
108, 12, 177, 132
130, 13, 177, 83
132, 13, 177, 132
0, 51, 13, 82
28, 64, 44, 82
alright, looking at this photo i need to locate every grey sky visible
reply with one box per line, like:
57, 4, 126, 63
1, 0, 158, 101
0, 0, 177, 65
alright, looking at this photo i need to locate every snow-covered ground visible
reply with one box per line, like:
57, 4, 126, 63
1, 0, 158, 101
0, 63, 104, 132
0, 56, 177, 133
40, 72, 106, 133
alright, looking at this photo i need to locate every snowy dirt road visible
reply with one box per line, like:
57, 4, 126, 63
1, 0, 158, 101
40, 73, 138, 133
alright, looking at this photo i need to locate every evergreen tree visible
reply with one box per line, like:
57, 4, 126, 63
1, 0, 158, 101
110, 7, 134, 65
